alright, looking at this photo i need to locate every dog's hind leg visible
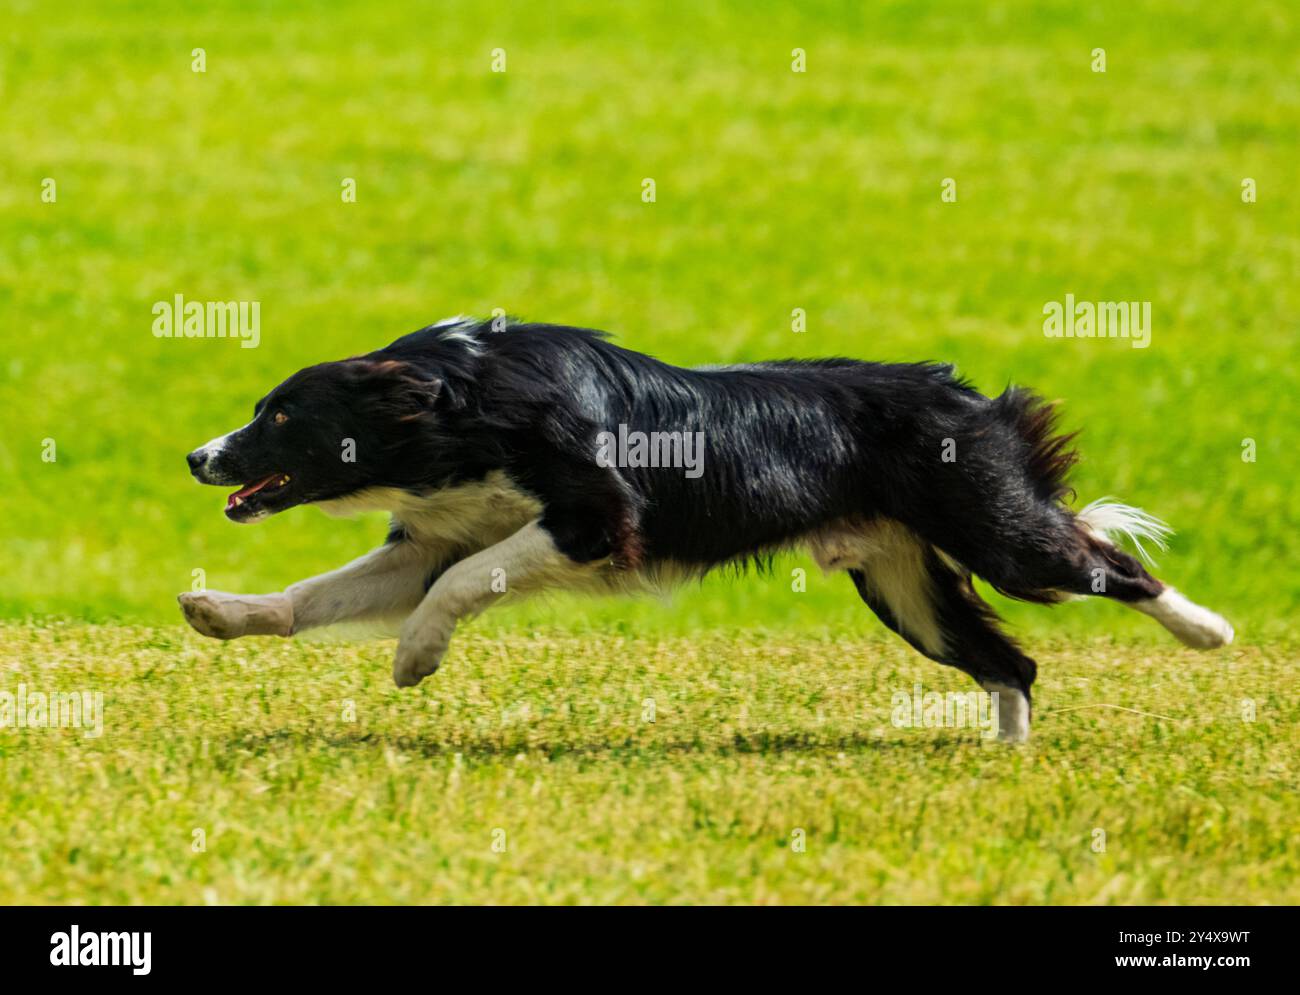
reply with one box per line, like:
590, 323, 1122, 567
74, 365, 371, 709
831, 390, 1230, 741
904, 500, 1232, 658
924, 492, 1234, 649
908, 387, 1233, 648
1059, 500, 1234, 648
830, 521, 1036, 743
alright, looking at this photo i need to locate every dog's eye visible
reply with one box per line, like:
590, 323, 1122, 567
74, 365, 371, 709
273, 411, 288, 426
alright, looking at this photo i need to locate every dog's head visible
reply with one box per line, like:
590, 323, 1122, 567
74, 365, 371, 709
186, 357, 445, 522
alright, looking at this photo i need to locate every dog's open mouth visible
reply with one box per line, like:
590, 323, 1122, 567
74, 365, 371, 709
226, 473, 291, 520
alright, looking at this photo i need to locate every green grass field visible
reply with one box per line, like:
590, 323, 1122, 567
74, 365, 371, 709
1, 0, 1297, 903
3, 624, 1296, 904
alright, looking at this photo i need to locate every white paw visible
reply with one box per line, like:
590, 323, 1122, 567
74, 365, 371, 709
392, 624, 452, 687
1175, 616, 1234, 649
1136, 590, 1234, 649
983, 682, 1031, 744
178, 591, 246, 639
177, 591, 292, 640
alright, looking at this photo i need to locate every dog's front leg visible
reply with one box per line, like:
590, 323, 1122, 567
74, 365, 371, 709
177, 589, 295, 639
393, 519, 596, 687
179, 535, 446, 639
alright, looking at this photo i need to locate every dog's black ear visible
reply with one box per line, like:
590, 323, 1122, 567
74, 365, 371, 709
348, 359, 443, 418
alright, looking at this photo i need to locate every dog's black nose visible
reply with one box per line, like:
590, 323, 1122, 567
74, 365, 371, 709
186, 450, 208, 473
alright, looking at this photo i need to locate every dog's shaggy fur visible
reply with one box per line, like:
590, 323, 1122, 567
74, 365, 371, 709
180, 317, 1233, 741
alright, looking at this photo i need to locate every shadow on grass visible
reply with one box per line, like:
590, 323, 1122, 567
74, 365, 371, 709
223, 727, 983, 761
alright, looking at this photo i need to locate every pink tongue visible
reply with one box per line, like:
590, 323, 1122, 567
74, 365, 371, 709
227, 474, 278, 507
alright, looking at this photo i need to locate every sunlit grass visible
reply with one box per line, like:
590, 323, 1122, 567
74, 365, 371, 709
1, 622, 1294, 904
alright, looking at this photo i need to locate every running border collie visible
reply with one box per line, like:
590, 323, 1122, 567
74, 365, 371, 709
180, 317, 1233, 742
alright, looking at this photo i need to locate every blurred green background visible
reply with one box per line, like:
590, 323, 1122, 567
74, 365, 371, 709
2, 0, 1296, 641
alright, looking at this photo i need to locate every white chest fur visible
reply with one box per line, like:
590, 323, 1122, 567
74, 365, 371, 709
314, 470, 544, 553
